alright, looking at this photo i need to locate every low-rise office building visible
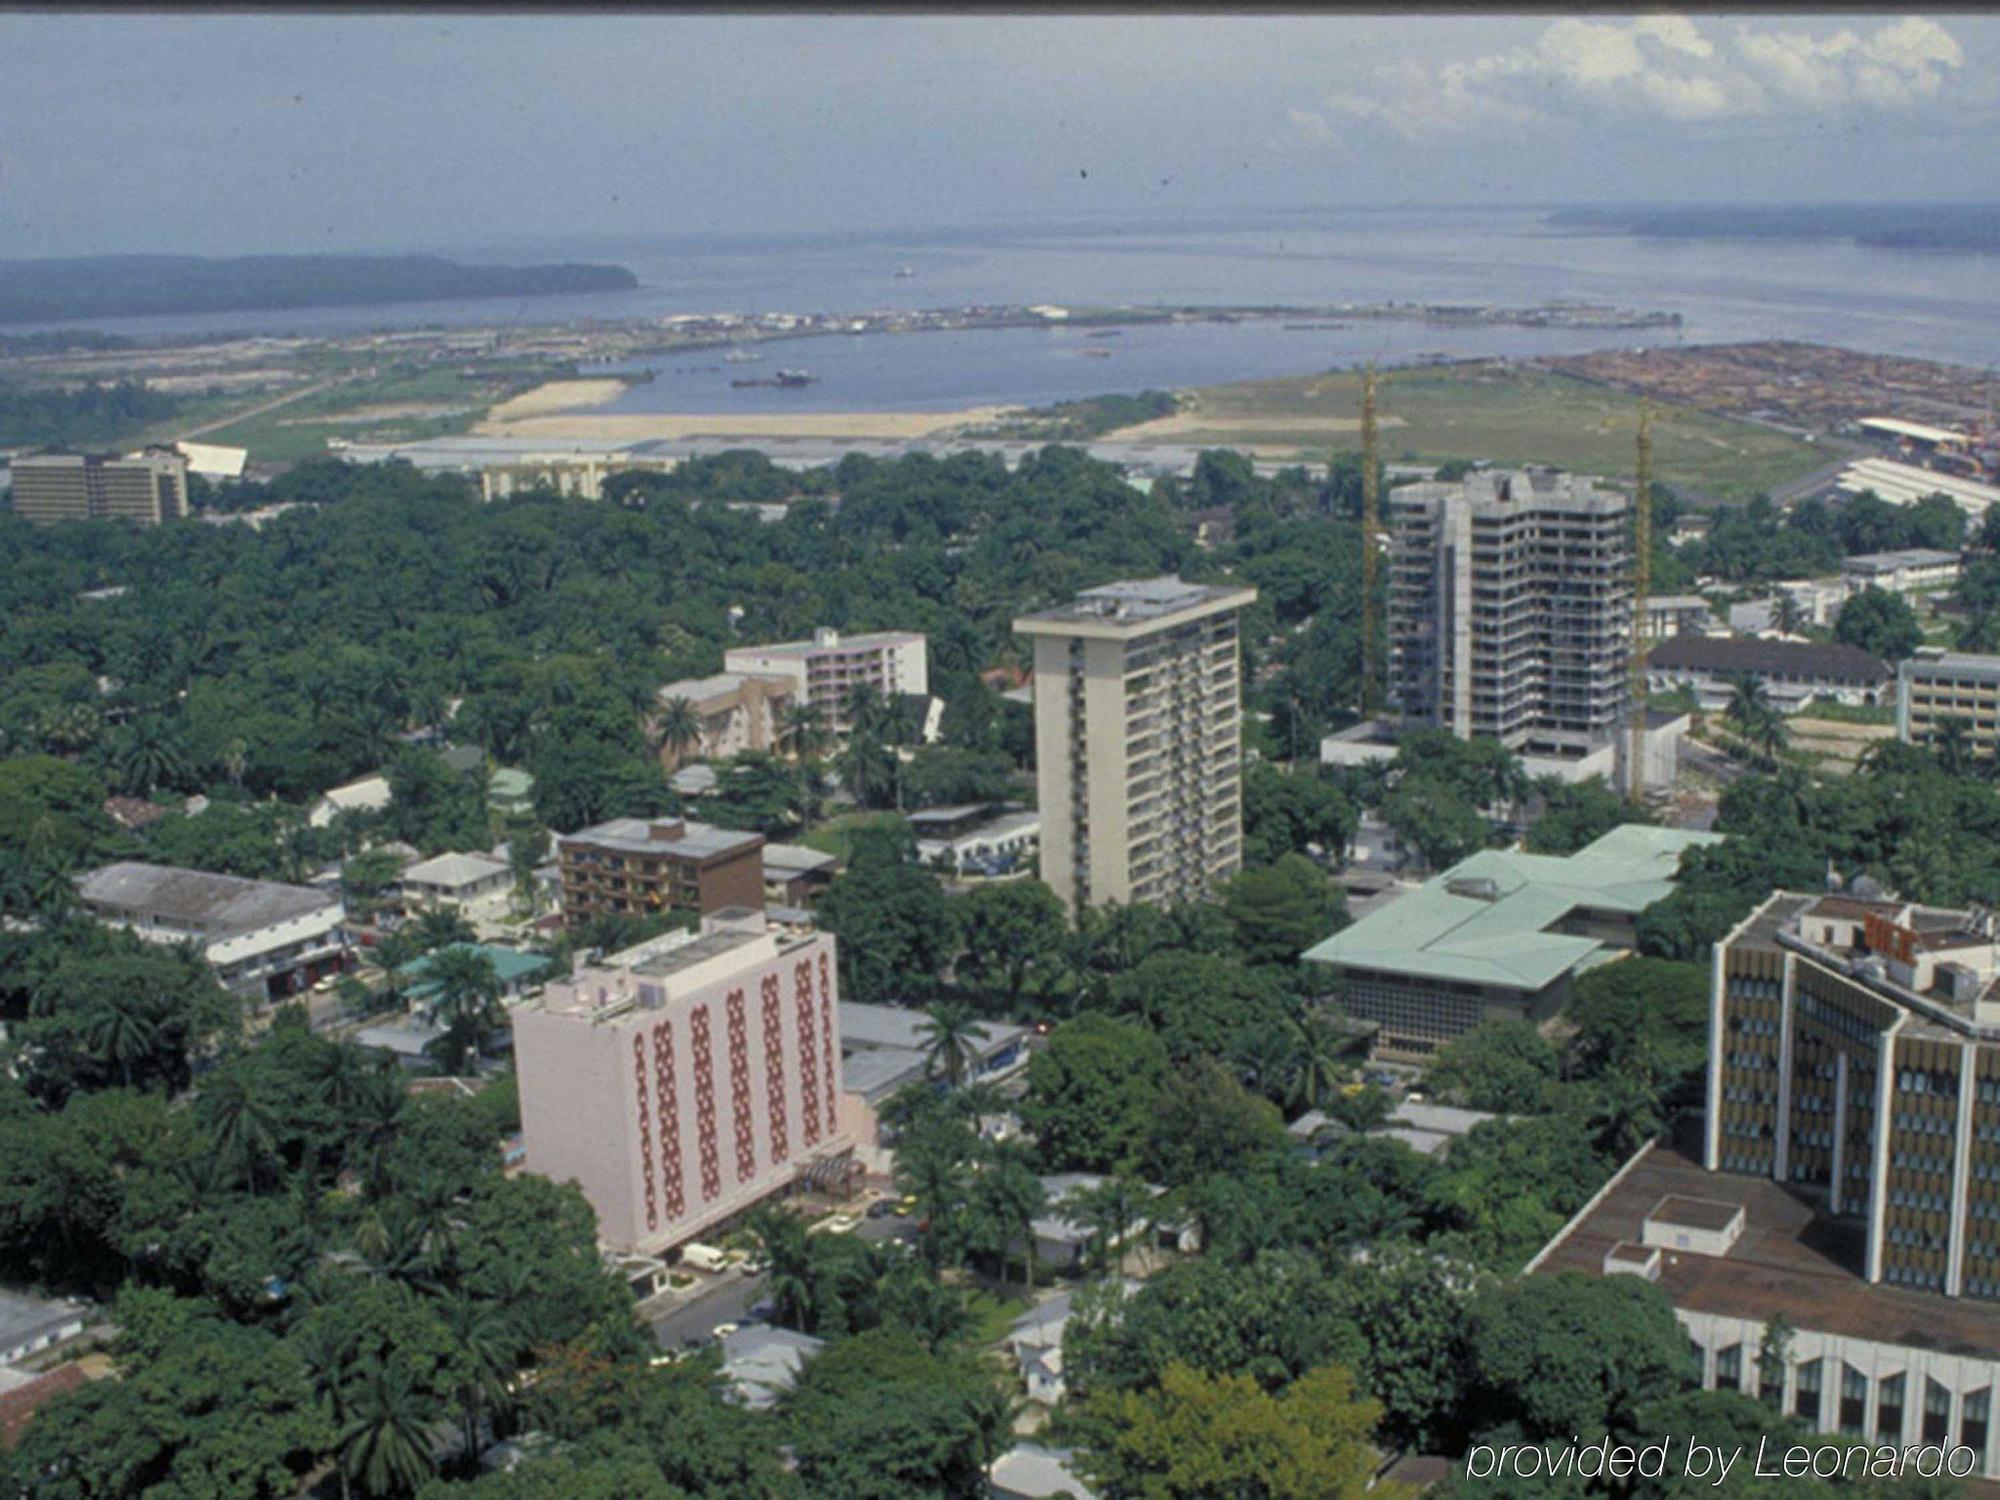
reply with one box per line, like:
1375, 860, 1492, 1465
512, 911, 849, 1255
8, 448, 188, 526
1648, 635, 1893, 714
908, 803, 1042, 875
1643, 594, 1714, 639
307, 774, 392, 829
1302, 825, 1721, 1060
556, 816, 764, 928
1532, 1140, 2000, 1479
73, 861, 346, 1001
760, 842, 839, 907
1898, 651, 2000, 757
1845, 549, 1963, 596
837, 1002, 1029, 1171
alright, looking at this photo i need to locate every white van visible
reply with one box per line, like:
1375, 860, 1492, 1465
679, 1243, 729, 1273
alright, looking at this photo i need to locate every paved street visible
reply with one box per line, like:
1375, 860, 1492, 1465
642, 1212, 916, 1349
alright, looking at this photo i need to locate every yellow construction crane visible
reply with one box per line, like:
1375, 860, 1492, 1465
1360, 365, 1380, 720
1627, 403, 1653, 802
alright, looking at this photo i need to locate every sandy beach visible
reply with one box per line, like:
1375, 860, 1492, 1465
482, 379, 632, 423
476, 403, 1025, 442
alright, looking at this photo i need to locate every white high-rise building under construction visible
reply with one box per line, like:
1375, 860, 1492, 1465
1387, 468, 1633, 762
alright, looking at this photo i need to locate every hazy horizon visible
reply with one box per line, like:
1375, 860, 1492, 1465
4, 12, 1998, 261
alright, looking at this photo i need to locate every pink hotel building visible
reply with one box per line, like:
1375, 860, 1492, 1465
513, 915, 850, 1254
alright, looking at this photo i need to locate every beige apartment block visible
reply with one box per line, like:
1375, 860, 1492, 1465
1014, 576, 1255, 915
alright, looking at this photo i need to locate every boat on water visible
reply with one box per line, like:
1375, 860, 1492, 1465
1085, 328, 1123, 339
1081, 347, 1113, 358
894, 265, 916, 279
723, 347, 761, 364
729, 369, 817, 389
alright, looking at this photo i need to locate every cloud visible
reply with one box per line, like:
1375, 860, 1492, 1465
1300, 13, 1963, 141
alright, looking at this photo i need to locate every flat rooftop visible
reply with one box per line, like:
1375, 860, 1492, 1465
1302, 824, 1722, 991
726, 630, 921, 660
841, 1001, 1026, 1059
1535, 1144, 2000, 1357
1904, 651, 2000, 679
74, 861, 337, 936
557, 817, 762, 862
1013, 574, 1255, 634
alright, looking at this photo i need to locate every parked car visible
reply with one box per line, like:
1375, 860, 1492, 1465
866, 1198, 898, 1220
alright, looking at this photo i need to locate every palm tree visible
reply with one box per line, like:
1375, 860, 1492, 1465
113, 715, 191, 796
1284, 1006, 1350, 1115
337, 1360, 437, 1499
1933, 716, 1975, 778
198, 1069, 280, 1193
915, 1001, 982, 1089
893, 1127, 971, 1272
969, 1146, 1045, 1292
1724, 672, 1771, 736
438, 1292, 520, 1474
1773, 590, 1805, 637
422, 947, 502, 1075
1067, 1176, 1144, 1276
655, 696, 704, 767
82, 991, 160, 1089
746, 1206, 818, 1332
295, 1321, 359, 1500
778, 702, 828, 763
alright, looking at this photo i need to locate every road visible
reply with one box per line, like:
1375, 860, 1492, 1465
176, 373, 352, 440
642, 1212, 916, 1349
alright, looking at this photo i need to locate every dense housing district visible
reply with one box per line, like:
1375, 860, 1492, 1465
10, 327, 2000, 1500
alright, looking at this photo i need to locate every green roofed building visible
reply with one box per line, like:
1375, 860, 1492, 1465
397, 943, 554, 1013
1303, 824, 1722, 1061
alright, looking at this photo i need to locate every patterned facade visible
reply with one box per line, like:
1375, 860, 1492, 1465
513, 916, 847, 1254
1708, 891, 2000, 1299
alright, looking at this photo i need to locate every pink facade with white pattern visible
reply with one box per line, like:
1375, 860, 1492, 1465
512, 922, 846, 1254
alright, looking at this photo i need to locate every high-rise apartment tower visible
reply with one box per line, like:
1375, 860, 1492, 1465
1014, 576, 1256, 915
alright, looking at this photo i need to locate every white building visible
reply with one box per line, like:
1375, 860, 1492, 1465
73, 861, 346, 1001
1843, 549, 1963, 596
722, 628, 928, 737
399, 851, 514, 922
308, 774, 391, 829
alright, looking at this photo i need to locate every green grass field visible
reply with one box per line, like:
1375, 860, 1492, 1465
1126, 362, 1826, 504
179, 362, 547, 463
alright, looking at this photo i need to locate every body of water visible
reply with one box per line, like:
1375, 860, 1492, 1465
10, 209, 1997, 410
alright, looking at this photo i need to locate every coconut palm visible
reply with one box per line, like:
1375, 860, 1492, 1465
1284, 1005, 1351, 1114
1933, 716, 1975, 778
422, 947, 503, 1075
112, 715, 191, 796
778, 702, 828, 762
915, 1001, 983, 1089
82, 991, 160, 1090
746, 1206, 819, 1333
967, 1145, 1045, 1291
1066, 1175, 1145, 1276
655, 695, 703, 766
438, 1292, 521, 1473
295, 1321, 360, 1500
1773, 591, 1806, 636
337, 1360, 437, 1499
1724, 672, 1771, 734
197, 1069, 280, 1192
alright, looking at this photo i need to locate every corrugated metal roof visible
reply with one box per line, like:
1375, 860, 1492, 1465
76, 861, 337, 936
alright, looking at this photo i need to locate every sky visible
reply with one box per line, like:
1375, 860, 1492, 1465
3, 11, 1998, 259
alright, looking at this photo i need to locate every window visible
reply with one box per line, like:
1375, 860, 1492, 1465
1840, 1364, 1869, 1435
1795, 1358, 1824, 1423
1716, 1344, 1743, 1393
1877, 1373, 1906, 1443
1964, 1388, 1990, 1458
1925, 1378, 1953, 1445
